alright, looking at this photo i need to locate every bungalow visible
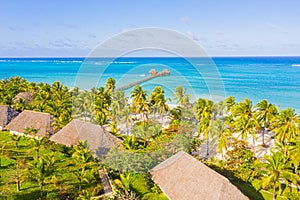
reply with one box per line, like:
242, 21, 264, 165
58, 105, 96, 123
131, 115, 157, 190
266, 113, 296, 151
0, 105, 19, 130
50, 119, 121, 158
5, 110, 54, 137
150, 151, 248, 200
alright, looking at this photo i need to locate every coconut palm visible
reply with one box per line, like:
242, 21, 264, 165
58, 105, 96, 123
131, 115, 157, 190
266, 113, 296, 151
272, 108, 299, 156
29, 137, 45, 159
111, 90, 127, 124
10, 134, 23, 150
261, 151, 299, 200
217, 128, 232, 159
0, 142, 8, 168
121, 106, 132, 135
105, 77, 116, 95
149, 86, 170, 122
95, 86, 111, 126
131, 85, 149, 120
22, 154, 56, 197
73, 90, 95, 121
255, 100, 278, 146
173, 86, 190, 108
72, 141, 95, 190
231, 98, 257, 145
193, 98, 213, 138
224, 96, 235, 114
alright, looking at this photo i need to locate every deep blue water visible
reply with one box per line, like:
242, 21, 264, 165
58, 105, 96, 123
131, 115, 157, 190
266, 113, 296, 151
0, 57, 299, 111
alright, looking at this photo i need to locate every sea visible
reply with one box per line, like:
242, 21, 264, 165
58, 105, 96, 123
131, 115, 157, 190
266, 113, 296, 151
0, 57, 300, 112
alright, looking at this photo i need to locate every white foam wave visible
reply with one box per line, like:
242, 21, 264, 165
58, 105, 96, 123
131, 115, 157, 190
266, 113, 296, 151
291, 64, 300, 67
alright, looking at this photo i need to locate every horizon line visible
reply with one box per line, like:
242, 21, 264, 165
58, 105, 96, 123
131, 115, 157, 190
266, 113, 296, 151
1, 55, 300, 59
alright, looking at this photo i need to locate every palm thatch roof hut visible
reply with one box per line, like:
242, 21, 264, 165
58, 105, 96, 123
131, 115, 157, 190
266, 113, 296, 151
0, 105, 19, 130
150, 151, 248, 200
12, 92, 34, 104
5, 110, 54, 137
50, 119, 122, 158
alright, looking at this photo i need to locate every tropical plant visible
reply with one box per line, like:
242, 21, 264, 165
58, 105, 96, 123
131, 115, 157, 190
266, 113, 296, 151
149, 86, 170, 122
173, 85, 190, 108
272, 108, 299, 156
254, 99, 278, 146
261, 151, 299, 200
22, 154, 56, 197
72, 141, 95, 190
94, 86, 111, 126
131, 85, 149, 120
105, 77, 116, 95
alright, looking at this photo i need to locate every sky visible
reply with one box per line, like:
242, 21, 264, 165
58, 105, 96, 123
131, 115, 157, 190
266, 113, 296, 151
0, 0, 300, 57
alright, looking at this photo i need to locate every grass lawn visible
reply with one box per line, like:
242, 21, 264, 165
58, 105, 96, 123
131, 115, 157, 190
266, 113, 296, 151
0, 131, 102, 199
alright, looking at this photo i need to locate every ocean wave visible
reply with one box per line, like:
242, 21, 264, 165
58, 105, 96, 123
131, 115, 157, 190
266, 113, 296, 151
291, 64, 300, 67
111, 61, 136, 64
0, 59, 83, 63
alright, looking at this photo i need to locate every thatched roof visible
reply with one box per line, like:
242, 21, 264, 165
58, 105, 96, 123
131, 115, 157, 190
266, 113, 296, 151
12, 92, 33, 104
0, 105, 19, 129
50, 119, 122, 158
150, 151, 248, 200
5, 110, 53, 137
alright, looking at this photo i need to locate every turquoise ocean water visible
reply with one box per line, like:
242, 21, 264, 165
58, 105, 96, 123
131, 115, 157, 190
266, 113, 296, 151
0, 57, 299, 111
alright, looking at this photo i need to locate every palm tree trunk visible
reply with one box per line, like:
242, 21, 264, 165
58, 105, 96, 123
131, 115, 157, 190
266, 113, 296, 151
79, 179, 82, 191
16, 163, 20, 192
272, 184, 276, 200
39, 182, 43, 197
262, 130, 265, 146
284, 138, 287, 156
206, 138, 209, 157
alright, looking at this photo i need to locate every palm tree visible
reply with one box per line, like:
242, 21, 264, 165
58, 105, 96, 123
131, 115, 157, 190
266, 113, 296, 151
261, 151, 299, 200
272, 108, 299, 156
0, 142, 8, 168
111, 90, 127, 124
217, 128, 232, 159
255, 100, 278, 146
193, 98, 213, 138
173, 86, 190, 108
131, 120, 161, 147
149, 86, 170, 122
121, 106, 132, 135
131, 85, 149, 120
72, 141, 95, 190
10, 134, 23, 150
287, 138, 300, 174
105, 77, 116, 95
232, 115, 256, 144
207, 118, 224, 157
22, 154, 56, 197
95, 87, 111, 126
231, 98, 257, 145
29, 137, 45, 159
73, 90, 95, 121
224, 96, 235, 114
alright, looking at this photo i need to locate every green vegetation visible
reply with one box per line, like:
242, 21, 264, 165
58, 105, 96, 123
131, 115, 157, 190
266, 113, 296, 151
0, 131, 102, 199
0, 77, 300, 199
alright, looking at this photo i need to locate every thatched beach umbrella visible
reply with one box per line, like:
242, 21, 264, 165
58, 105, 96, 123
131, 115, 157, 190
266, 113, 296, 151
150, 151, 248, 200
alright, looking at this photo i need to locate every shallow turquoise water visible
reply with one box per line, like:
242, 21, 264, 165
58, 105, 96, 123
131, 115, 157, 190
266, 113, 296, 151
0, 57, 299, 111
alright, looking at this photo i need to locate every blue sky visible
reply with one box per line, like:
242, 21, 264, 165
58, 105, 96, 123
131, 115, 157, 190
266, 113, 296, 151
0, 0, 299, 57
